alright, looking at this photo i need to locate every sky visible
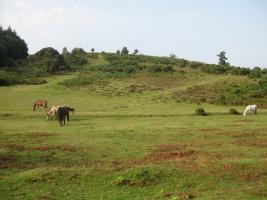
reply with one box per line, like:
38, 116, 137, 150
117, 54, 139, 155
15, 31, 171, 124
0, 0, 266, 68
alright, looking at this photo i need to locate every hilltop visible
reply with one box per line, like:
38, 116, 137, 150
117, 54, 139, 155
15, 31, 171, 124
1, 47, 267, 107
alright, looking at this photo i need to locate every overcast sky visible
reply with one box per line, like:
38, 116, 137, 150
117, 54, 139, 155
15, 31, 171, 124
0, 0, 266, 68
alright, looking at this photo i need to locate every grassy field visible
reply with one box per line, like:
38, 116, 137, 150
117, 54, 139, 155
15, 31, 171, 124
0, 70, 267, 200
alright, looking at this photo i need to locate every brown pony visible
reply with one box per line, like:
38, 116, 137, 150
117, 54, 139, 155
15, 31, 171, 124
33, 99, 48, 111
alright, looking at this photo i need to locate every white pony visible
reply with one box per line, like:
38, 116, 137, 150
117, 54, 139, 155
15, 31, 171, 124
47, 105, 59, 120
243, 104, 257, 116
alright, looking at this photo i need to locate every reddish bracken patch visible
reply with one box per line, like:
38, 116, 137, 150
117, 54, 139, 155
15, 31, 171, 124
28, 132, 54, 137
2, 143, 78, 152
198, 128, 222, 133
0, 155, 16, 168
234, 139, 267, 147
112, 159, 122, 165
143, 144, 198, 162
2, 143, 26, 151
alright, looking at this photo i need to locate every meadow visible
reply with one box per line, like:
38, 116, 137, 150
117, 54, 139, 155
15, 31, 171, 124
1, 65, 267, 200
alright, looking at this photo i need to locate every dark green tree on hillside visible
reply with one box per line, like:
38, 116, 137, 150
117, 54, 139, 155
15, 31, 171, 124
62, 47, 69, 55
217, 51, 229, 65
91, 48, 95, 53
71, 47, 86, 55
133, 49, 139, 55
121, 47, 129, 54
63, 47, 87, 69
26, 47, 65, 73
0, 26, 28, 67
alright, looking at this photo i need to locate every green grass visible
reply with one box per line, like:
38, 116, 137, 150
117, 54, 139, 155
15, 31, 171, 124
0, 71, 267, 200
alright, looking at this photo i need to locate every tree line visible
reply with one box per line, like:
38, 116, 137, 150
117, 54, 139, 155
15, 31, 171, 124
0, 26, 266, 79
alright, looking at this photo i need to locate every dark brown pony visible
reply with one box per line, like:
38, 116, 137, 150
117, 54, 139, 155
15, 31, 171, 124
57, 106, 75, 127
33, 99, 48, 111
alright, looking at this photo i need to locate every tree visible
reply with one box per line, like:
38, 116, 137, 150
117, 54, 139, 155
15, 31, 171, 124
121, 46, 129, 54
116, 50, 120, 54
0, 26, 28, 67
63, 47, 87, 69
133, 49, 139, 55
91, 48, 95, 53
217, 51, 229, 65
27, 47, 66, 73
71, 48, 86, 55
62, 47, 69, 55
169, 53, 177, 59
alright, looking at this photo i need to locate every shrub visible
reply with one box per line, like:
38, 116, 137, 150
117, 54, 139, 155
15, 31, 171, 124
0, 78, 11, 86
162, 66, 174, 72
148, 66, 161, 73
195, 108, 207, 116
229, 108, 240, 115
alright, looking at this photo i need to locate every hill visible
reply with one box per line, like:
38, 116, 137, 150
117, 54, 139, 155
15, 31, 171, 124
1, 47, 267, 199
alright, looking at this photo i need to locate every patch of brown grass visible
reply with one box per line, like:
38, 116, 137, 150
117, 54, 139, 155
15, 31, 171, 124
28, 132, 55, 137
127, 84, 162, 93
198, 128, 223, 133
135, 144, 199, 164
234, 139, 267, 147
0, 155, 16, 168
2, 143, 79, 152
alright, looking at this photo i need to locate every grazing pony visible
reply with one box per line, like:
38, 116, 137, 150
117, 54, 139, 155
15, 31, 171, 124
243, 104, 257, 116
47, 105, 59, 120
57, 106, 75, 126
33, 99, 48, 111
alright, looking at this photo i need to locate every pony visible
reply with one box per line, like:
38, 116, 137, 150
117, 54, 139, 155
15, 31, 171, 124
33, 99, 48, 111
47, 105, 59, 120
243, 104, 257, 116
57, 106, 75, 126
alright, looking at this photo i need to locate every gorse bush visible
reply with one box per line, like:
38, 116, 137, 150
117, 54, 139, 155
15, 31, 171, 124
229, 108, 240, 115
0, 74, 46, 86
148, 65, 174, 73
195, 108, 207, 116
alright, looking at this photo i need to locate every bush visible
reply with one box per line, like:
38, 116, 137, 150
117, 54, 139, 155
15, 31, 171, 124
148, 65, 162, 73
195, 108, 207, 116
229, 108, 240, 115
0, 78, 11, 86
162, 66, 174, 72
